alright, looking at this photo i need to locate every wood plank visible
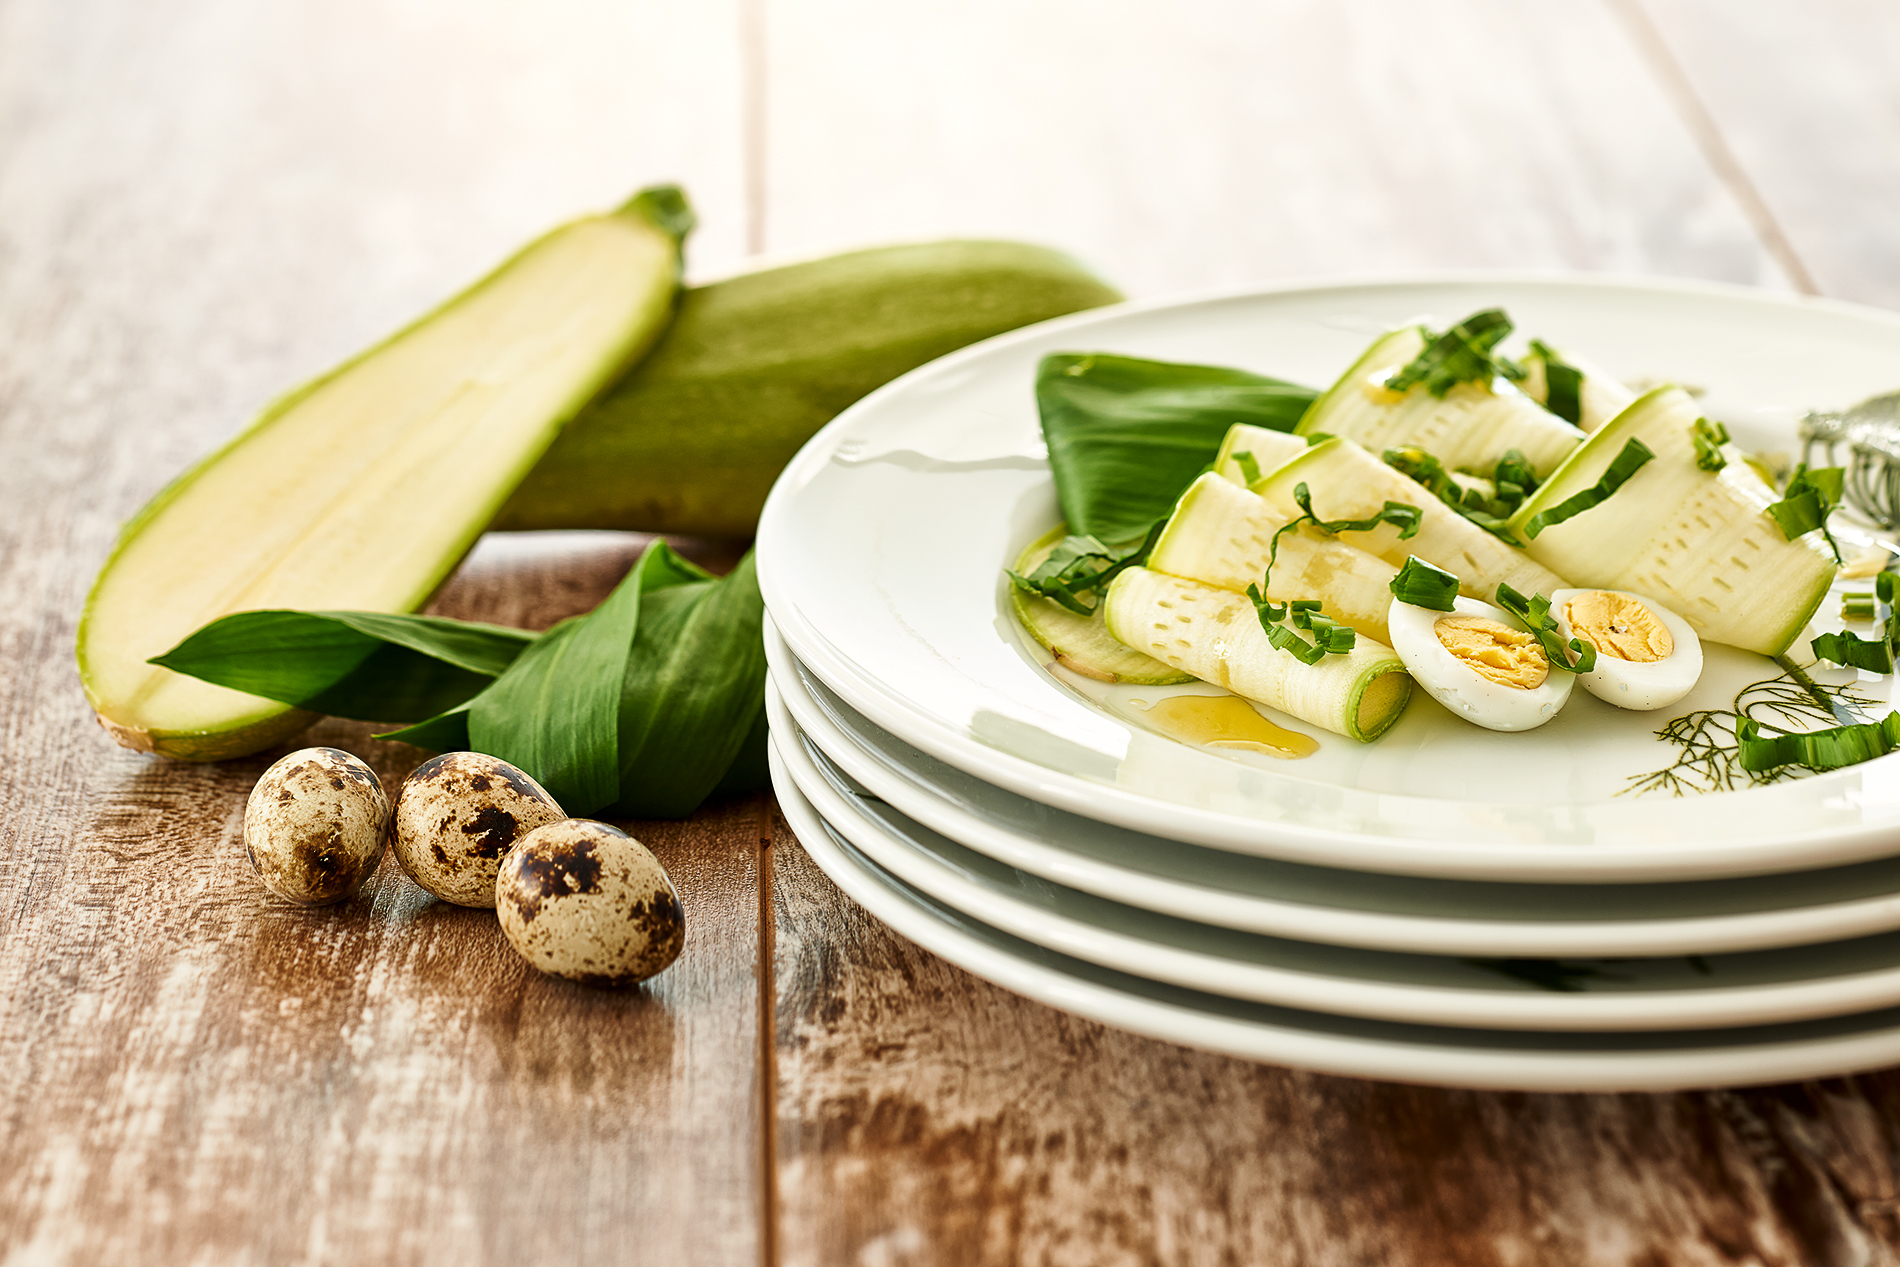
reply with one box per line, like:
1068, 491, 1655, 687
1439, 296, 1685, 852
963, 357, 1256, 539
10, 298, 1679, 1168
756, 0, 1786, 297
0, 1, 763, 1260
771, 814, 1900, 1265
1621, 0, 1900, 309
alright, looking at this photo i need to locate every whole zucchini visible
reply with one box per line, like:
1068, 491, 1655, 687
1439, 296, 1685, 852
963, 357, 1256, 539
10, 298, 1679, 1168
493, 240, 1123, 538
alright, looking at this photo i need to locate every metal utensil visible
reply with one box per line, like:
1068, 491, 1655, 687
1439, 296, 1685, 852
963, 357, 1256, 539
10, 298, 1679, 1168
1801, 391, 1900, 528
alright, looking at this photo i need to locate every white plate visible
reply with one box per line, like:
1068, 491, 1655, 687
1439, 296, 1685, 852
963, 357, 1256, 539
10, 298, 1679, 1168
772, 740, 1900, 1090
768, 618, 1900, 958
773, 683, 1900, 1033
756, 274, 1900, 882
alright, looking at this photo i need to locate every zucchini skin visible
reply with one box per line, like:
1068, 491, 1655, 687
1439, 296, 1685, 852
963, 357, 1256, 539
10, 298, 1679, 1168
495, 241, 1123, 538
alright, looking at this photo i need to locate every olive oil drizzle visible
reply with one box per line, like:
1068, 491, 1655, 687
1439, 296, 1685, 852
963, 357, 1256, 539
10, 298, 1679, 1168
1134, 695, 1319, 760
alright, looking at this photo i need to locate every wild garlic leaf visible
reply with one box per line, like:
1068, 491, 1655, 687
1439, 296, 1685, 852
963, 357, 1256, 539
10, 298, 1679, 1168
149, 609, 535, 723
1384, 310, 1517, 398
1037, 352, 1317, 544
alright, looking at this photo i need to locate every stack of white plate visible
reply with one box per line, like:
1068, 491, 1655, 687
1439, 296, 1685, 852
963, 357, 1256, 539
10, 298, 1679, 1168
755, 276, 1900, 1092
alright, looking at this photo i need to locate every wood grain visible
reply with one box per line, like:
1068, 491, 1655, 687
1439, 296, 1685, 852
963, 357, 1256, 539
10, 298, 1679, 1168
770, 812, 1900, 1266
756, 0, 1787, 297
0, 2, 762, 1262
1625, 0, 1900, 309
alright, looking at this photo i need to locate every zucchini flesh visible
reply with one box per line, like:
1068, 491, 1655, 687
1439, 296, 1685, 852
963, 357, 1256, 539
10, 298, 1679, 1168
1214, 423, 1308, 484
1148, 474, 1399, 646
1009, 527, 1193, 684
79, 193, 689, 758
1297, 328, 1584, 477
1251, 437, 1570, 601
1104, 568, 1412, 742
1517, 344, 1637, 433
1506, 386, 1837, 655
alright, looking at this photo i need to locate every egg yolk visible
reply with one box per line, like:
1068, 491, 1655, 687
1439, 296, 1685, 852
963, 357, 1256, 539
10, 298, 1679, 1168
1563, 592, 1673, 663
1432, 615, 1549, 689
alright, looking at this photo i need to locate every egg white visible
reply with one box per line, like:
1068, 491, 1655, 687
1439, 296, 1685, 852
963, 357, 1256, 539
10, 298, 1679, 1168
1387, 596, 1575, 732
1550, 587, 1702, 711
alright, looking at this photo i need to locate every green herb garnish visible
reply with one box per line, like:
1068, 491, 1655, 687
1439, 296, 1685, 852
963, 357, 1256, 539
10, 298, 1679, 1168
1814, 573, 1899, 674
1527, 340, 1582, 425
1007, 519, 1167, 615
1739, 712, 1900, 773
1844, 591, 1879, 622
1232, 449, 1263, 485
1494, 584, 1597, 674
1244, 481, 1421, 659
1522, 437, 1655, 539
1766, 463, 1846, 563
1389, 556, 1460, 612
1383, 445, 1539, 543
1383, 309, 1517, 398
1692, 417, 1730, 473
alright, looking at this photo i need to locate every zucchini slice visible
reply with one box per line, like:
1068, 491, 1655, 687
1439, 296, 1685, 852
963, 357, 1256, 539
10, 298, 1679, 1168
1297, 327, 1584, 477
80, 190, 692, 759
1104, 568, 1412, 742
1148, 474, 1399, 646
1214, 423, 1309, 485
1251, 437, 1569, 601
1506, 386, 1837, 656
1009, 527, 1193, 684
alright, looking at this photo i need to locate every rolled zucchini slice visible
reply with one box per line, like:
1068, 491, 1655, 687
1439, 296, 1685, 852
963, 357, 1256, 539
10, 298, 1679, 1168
1516, 343, 1637, 433
1214, 423, 1309, 485
1104, 568, 1412, 742
1506, 386, 1837, 656
1251, 437, 1570, 601
1297, 327, 1584, 477
1148, 474, 1399, 646
1009, 526, 1193, 685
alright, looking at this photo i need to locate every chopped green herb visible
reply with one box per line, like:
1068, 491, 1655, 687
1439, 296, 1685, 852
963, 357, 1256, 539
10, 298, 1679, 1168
1692, 417, 1730, 473
1389, 556, 1460, 612
1528, 340, 1582, 425
1007, 519, 1167, 615
1232, 449, 1263, 485
1844, 591, 1878, 621
1494, 583, 1597, 674
1382, 445, 1536, 544
1815, 572, 1899, 673
1738, 711, 1900, 774
1522, 437, 1655, 539
1766, 463, 1846, 563
1384, 309, 1517, 398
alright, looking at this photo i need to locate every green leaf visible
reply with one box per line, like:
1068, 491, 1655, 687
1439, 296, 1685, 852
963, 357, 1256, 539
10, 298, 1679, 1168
1523, 437, 1655, 539
149, 609, 535, 722
1382, 446, 1527, 544
1692, 417, 1730, 473
1494, 583, 1597, 674
611, 551, 770, 818
1036, 353, 1317, 543
1738, 711, 1900, 773
1007, 520, 1166, 614
1528, 340, 1582, 425
1389, 556, 1460, 611
464, 543, 711, 814
1766, 464, 1845, 562
1811, 630, 1896, 675
1384, 309, 1516, 398
377, 701, 475, 751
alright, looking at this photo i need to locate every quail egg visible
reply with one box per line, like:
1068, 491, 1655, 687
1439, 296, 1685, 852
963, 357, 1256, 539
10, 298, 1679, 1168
244, 747, 389, 905
495, 819, 685, 988
391, 751, 565, 906
1388, 595, 1575, 732
1550, 587, 1703, 711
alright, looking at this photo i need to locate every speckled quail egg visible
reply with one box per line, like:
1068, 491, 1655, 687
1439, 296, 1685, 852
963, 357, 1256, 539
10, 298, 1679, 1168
1388, 595, 1575, 732
1550, 587, 1703, 711
495, 819, 685, 988
244, 747, 389, 905
391, 752, 565, 906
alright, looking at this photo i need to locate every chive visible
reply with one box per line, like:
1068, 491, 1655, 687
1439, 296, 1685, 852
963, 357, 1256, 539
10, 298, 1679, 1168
1522, 437, 1655, 539
1232, 449, 1263, 484
1384, 309, 1516, 398
1265, 621, 1327, 666
1811, 630, 1896, 675
1528, 340, 1583, 425
1766, 464, 1845, 563
1008, 519, 1167, 614
1738, 711, 1900, 774
1389, 556, 1460, 611
1382, 446, 1527, 545
1692, 417, 1730, 473
1494, 583, 1597, 674
1844, 592, 1878, 621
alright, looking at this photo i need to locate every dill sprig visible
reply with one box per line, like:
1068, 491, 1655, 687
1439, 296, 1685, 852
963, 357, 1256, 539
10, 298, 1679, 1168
1624, 664, 1879, 797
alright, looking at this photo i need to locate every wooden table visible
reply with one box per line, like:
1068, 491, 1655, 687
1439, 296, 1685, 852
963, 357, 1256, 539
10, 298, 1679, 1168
7, 2, 1900, 1261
